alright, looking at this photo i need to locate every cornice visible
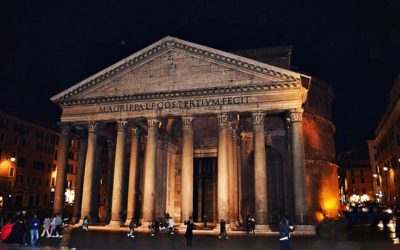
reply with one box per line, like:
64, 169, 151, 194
303, 111, 335, 132
52, 37, 307, 103
59, 81, 300, 106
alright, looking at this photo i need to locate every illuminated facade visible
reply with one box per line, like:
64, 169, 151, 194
0, 112, 57, 209
368, 73, 400, 206
337, 144, 374, 204
51, 37, 338, 229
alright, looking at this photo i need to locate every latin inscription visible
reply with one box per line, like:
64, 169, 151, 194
99, 96, 250, 113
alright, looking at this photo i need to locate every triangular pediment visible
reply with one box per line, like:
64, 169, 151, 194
51, 36, 307, 104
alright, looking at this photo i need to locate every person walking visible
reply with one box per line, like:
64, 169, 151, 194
279, 216, 293, 250
49, 215, 56, 237
184, 216, 195, 245
41, 215, 51, 238
245, 214, 251, 234
29, 214, 40, 248
127, 218, 135, 238
218, 219, 228, 239
82, 216, 90, 231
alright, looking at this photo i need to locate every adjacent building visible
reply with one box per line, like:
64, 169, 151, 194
368, 73, 400, 206
337, 143, 374, 204
51, 36, 339, 228
0, 112, 81, 213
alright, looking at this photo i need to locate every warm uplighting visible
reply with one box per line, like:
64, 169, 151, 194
360, 194, 370, 202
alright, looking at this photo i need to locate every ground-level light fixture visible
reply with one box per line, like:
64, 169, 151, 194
373, 173, 378, 178
10, 157, 16, 162
383, 166, 389, 171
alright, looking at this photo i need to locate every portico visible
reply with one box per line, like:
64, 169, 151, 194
51, 37, 311, 229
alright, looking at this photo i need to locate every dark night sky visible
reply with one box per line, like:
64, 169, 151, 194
1, 1, 400, 154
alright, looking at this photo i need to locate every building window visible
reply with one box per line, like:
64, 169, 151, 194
9, 168, 14, 177
350, 170, 354, 176
17, 175, 24, 184
17, 157, 26, 168
26, 176, 30, 184
351, 178, 355, 184
54, 150, 58, 160
14, 136, 18, 145
51, 177, 55, 186
38, 178, 41, 186
0, 133, 4, 142
67, 180, 72, 189
67, 164, 74, 174
32, 177, 36, 185
46, 179, 49, 186
360, 169, 364, 176
56, 136, 59, 145
68, 152, 74, 160
361, 178, 365, 183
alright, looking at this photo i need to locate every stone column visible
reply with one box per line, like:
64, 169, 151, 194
53, 122, 72, 214
81, 121, 99, 220
289, 108, 308, 225
105, 140, 115, 222
126, 127, 139, 225
253, 111, 268, 227
231, 121, 240, 224
217, 114, 229, 222
72, 129, 88, 223
109, 120, 128, 226
227, 120, 235, 225
181, 116, 194, 222
141, 118, 160, 225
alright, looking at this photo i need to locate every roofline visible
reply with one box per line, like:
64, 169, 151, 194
51, 36, 311, 103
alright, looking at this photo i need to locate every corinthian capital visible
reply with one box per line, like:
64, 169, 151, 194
130, 127, 140, 138
88, 121, 99, 133
289, 108, 303, 122
147, 118, 161, 128
58, 122, 72, 135
252, 111, 265, 127
117, 120, 128, 132
217, 113, 229, 128
182, 116, 194, 128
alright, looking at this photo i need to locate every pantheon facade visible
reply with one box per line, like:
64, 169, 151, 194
51, 37, 338, 229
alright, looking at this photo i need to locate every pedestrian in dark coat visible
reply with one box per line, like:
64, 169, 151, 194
127, 218, 136, 238
218, 219, 228, 239
279, 216, 293, 250
396, 217, 400, 240
184, 217, 195, 245
245, 214, 250, 234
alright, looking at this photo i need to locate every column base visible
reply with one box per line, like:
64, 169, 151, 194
229, 221, 240, 230
125, 219, 133, 226
254, 224, 271, 232
139, 221, 152, 231
293, 225, 316, 235
71, 217, 80, 224
107, 220, 123, 228
213, 223, 231, 232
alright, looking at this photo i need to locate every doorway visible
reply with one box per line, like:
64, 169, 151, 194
193, 157, 217, 222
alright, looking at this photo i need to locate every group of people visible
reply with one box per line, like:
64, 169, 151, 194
148, 214, 177, 236
0, 211, 65, 248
